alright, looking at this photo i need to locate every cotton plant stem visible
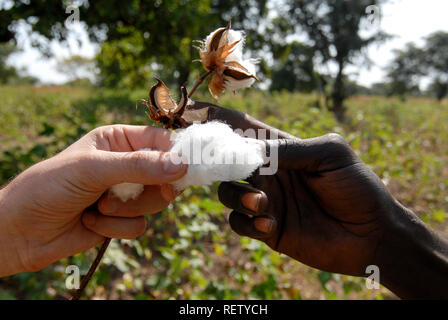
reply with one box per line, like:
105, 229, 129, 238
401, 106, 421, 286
71, 237, 112, 300
188, 70, 212, 98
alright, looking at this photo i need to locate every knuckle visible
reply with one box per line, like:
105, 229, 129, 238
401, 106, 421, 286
324, 132, 346, 144
323, 133, 348, 150
276, 138, 290, 153
93, 124, 121, 134
89, 125, 111, 137
91, 125, 127, 143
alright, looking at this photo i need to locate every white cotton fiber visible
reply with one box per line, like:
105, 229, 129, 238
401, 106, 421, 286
109, 122, 265, 201
170, 121, 265, 190
109, 148, 152, 202
109, 183, 144, 202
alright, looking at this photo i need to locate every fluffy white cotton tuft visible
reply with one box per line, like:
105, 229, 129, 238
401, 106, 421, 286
109, 122, 265, 201
224, 59, 257, 91
225, 29, 245, 62
170, 121, 265, 190
109, 183, 144, 202
109, 148, 152, 202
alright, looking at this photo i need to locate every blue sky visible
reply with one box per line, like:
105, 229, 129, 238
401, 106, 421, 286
7, 0, 448, 87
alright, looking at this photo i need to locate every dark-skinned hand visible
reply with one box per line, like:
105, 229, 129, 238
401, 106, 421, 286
220, 134, 396, 277
183, 101, 448, 299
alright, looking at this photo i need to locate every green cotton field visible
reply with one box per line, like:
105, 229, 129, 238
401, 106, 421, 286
0, 85, 447, 300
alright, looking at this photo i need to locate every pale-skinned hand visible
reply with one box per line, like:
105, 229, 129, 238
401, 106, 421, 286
0, 125, 187, 276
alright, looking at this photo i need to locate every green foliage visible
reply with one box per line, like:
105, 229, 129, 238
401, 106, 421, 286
277, 0, 390, 119
0, 0, 268, 88
424, 32, 448, 101
270, 41, 318, 92
0, 85, 447, 300
0, 43, 38, 85
386, 43, 426, 99
1, 0, 399, 110
56, 55, 95, 83
0, 43, 18, 83
387, 31, 448, 101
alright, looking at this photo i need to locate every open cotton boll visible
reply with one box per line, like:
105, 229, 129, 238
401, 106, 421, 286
224, 59, 257, 91
109, 148, 152, 202
224, 29, 245, 61
170, 121, 265, 191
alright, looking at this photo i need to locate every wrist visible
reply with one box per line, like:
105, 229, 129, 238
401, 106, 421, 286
0, 185, 28, 277
374, 200, 448, 299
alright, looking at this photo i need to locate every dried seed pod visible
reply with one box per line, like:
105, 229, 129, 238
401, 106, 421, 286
145, 78, 189, 129
196, 21, 258, 98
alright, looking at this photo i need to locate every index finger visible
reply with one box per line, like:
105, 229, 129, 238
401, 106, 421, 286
94, 125, 174, 152
122, 125, 174, 151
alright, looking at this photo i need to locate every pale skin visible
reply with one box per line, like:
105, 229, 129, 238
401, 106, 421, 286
0, 125, 187, 277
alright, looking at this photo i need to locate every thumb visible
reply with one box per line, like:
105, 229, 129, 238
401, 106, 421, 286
83, 149, 188, 187
265, 133, 357, 172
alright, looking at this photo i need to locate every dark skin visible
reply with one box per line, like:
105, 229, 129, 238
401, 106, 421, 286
184, 101, 448, 299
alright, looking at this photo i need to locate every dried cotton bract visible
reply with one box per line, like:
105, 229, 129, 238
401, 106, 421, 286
197, 21, 258, 98
109, 122, 265, 201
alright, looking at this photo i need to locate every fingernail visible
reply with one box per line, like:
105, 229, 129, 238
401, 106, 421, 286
254, 217, 274, 233
162, 153, 187, 174
83, 213, 97, 227
242, 193, 261, 212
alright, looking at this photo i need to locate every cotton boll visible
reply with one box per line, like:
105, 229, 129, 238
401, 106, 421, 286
199, 23, 258, 98
224, 30, 245, 61
224, 58, 257, 92
203, 27, 225, 51
224, 67, 256, 91
224, 77, 256, 92
109, 148, 152, 202
170, 121, 265, 190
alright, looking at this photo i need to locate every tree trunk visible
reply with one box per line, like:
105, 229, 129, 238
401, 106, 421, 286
436, 82, 447, 102
331, 60, 346, 123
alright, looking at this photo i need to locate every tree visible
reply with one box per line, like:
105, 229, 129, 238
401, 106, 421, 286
0, 0, 268, 89
423, 32, 448, 101
281, 0, 389, 121
0, 43, 19, 84
269, 41, 317, 92
386, 32, 448, 102
428, 80, 448, 102
56, 55, 96, 83
386, 43, 426, 100
0, 42, 38, 85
